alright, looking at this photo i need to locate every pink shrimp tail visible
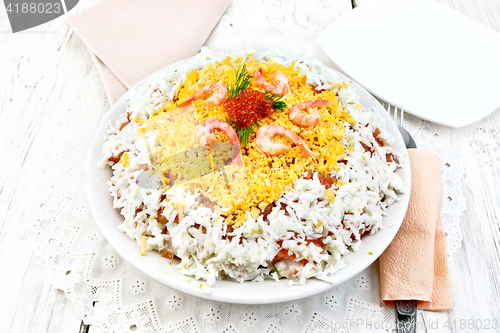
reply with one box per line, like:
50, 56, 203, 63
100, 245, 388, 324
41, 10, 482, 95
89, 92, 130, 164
196, 119, 243, 167
232, 151, 244, 166
299, 145, 318, 160
254, 68, 290, 96
304, 99, 330, 108
178, 96, 195, 108
289, 99, 330, 127
178, 82, 228, 108
288, 131, 318, 160
178, 104, 196, 113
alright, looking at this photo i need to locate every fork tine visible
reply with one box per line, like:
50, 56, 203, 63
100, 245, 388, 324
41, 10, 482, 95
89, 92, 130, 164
400, 105, 404, 126
382, 101, 394, 122
392, 104, 404, 127
381, 101, 404, 127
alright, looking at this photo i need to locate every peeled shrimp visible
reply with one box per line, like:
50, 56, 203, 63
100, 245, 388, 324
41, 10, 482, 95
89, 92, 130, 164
196, 118, 243, 165
277, 259, 305, 278
255, 124, 317, 160
289, 100, 330, 127
254, 68, 290, 96
178, 104, 196, 114
179, 82, 228, 107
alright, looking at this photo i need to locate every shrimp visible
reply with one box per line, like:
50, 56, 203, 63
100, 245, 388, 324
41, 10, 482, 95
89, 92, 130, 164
178, 104, 196, 114
179, 82, 228, 107
196, 119, 243, 165
254, 68, 290, 96
255, 124, 317, 160
289, 100, 330, 127
276, 259, 305, 278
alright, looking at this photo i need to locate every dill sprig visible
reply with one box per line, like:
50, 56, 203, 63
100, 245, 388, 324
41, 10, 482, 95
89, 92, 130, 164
226, 63, 251, 98
225, 65, 288, 147
228, 118, 262, 147
265, 90, 287, 113
226, 90, 287, 147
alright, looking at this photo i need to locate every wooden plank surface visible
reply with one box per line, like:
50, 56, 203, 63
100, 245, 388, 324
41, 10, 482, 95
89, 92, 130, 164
421, 0, 500, 330
1, 0, 499, 332
0, 1, 93, 332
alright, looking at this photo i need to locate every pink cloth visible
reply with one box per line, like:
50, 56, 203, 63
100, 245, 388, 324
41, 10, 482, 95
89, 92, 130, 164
66, 0, 231, 104
379, 149, 453, 311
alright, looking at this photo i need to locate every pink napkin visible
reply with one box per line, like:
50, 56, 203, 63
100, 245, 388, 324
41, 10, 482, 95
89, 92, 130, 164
66, 0, 231, 104
379, 149, 453, 311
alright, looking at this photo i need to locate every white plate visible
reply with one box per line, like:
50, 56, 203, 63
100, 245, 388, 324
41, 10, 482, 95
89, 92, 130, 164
318, 0, 500, 128
85, 54, 411, 304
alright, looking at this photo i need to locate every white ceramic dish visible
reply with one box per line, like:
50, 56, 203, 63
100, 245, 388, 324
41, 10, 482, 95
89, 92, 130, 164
318, 0, 500, 128
85, 54, 411, 304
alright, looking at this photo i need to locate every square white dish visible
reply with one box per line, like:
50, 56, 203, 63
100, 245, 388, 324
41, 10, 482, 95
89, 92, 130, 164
318, 0, 500, 128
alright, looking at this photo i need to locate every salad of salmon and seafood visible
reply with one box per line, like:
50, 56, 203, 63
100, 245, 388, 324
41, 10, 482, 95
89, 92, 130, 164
99, 48, 405, 290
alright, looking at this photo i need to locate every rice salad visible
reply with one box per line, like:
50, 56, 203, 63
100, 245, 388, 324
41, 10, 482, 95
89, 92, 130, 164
98, 48, 405, 291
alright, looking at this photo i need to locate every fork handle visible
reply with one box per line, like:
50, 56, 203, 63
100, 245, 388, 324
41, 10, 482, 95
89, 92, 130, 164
396, 300, 417, 333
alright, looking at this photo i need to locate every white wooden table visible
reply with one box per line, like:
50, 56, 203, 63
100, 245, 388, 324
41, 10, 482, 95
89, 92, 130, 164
1, 0, 499, 332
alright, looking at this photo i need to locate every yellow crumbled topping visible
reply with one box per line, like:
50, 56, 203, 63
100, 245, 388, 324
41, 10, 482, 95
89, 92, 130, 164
177, 202, 186, 221
232, 212, 249, 228
135, 56, 354, 227
250, 207, 260, 219
139, 237, 147, 255
326, 189, 336, 202
122, 152, 129, 167
335, 180, 347, 191
134, 117, 146, 125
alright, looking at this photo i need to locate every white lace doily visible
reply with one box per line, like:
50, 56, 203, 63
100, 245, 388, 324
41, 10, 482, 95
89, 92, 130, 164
404, 115, 466, 258
28, 3, 465, 331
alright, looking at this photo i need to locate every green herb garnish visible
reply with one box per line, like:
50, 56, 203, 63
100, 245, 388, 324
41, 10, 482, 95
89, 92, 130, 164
265, 90, 287, 113
226, 63, 251, 98
225, 64, 289, 147
227, 118, 262, 147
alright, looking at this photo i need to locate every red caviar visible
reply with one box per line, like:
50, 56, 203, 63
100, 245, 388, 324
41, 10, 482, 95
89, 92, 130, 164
224, 88, 274, 128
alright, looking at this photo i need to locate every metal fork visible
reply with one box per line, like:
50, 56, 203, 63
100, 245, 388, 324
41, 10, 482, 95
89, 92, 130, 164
383, 103, 417, 332
385, 104, 417, 149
